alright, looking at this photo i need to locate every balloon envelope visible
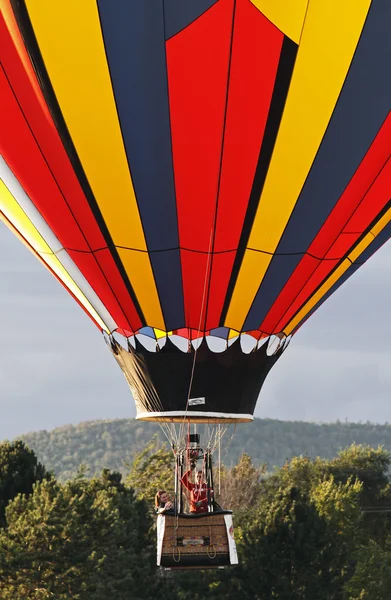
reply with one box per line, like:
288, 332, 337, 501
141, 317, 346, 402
1, 0, 390, 421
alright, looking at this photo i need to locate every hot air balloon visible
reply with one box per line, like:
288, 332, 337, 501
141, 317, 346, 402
1, 0, 390, 569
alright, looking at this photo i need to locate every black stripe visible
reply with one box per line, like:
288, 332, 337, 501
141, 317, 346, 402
11, 0, 146, 327
220, 35, 298, 326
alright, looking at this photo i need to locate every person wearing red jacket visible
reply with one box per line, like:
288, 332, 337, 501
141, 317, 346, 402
181, 465, 212, 514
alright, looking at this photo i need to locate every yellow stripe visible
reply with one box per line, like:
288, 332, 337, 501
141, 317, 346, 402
228, 329, 239, 339
225, 0, 371, 331
0, 180, 110, 333
154, 329, 166, 339
250, 0, 309, 44
0, 179, 53, 254
225, 251, 271, 331
118, 250, 165, 330
284, 208, 391, 335
25, 0, 164, 328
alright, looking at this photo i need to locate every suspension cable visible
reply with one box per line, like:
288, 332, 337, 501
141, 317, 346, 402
178, 228, 214, 444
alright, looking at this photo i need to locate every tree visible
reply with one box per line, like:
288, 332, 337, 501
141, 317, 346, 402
0, 440, 50, 525
125, 436, 174, 506
345, 540, 391, 600
0, 470, 160, 599
327, 444, 391, 507
215, 457, 362, 600
327, 445, 391, 546
216, 453, 266, 514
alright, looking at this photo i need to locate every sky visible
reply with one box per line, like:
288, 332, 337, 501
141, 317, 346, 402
1, 220, 391, 441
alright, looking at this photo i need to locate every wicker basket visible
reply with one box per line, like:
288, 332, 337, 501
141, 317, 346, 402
160, 513, 232, 569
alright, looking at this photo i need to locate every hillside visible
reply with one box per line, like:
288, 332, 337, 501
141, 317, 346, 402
14, 417, 391, 481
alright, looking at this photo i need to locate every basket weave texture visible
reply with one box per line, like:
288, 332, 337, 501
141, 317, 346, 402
162, 514, 229, 558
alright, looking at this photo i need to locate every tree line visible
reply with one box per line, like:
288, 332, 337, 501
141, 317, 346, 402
0, 438, 390, 598
19, 417, 391, 481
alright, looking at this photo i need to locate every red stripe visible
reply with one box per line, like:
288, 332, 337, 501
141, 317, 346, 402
0, 70, 89, 251
274, 158, 391, 334
179, 252, 211, 330
206, 0, 283, 328
310, 116, 391, 257
167, 0, 283, 329
207, 252, 236, 329
67, 249, 143, 332
212, 1, 283, 253
0, 15, 142, 332
259, 113, 391, 334
167, 0, 234, 328
274, 259, 339, 333
244, 330, 264, 340
0, 15, 100, 250
167, 0, 234, 253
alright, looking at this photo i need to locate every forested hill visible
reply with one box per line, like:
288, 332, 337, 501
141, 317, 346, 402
15, 417, 391, 481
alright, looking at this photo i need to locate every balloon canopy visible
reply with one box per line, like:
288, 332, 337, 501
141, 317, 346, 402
1, 0, 390, 422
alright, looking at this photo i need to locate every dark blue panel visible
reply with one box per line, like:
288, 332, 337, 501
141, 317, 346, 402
292, 219, 391, 334
138, 327, 156, 337
210, 327, 230, 338
150, 250, 185, 329
278, 0, 391, 255
164, 0, 218, 39
98, 0, 179, 252
244, 0, 391, 329
243, 253, 304, 330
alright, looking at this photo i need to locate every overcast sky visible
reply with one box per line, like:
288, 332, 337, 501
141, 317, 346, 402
1, 220, 391, 441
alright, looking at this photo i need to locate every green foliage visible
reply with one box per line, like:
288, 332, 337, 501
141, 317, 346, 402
2, 430, 391, 598
20, 420, 162, 481
125, 436, 174, 505
327, 445, 391, 546
216, 453, 266, 514
0, 470, 158, 600
0, 440, 50, 525
345, 541, 391, 600
327, 444, 391, 504
219, 458, 363, 600
17, 417, 391, 481
162, 450, 384, 600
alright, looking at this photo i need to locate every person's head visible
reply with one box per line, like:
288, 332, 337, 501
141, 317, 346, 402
196, 470, 204, 483
155, 490, 170, 507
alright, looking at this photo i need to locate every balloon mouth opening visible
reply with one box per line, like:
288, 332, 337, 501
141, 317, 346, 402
107, 336, 286, 426
136, 411, 254, 424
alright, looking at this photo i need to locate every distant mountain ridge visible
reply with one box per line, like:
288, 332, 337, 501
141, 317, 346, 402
15, 418, 391, 481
